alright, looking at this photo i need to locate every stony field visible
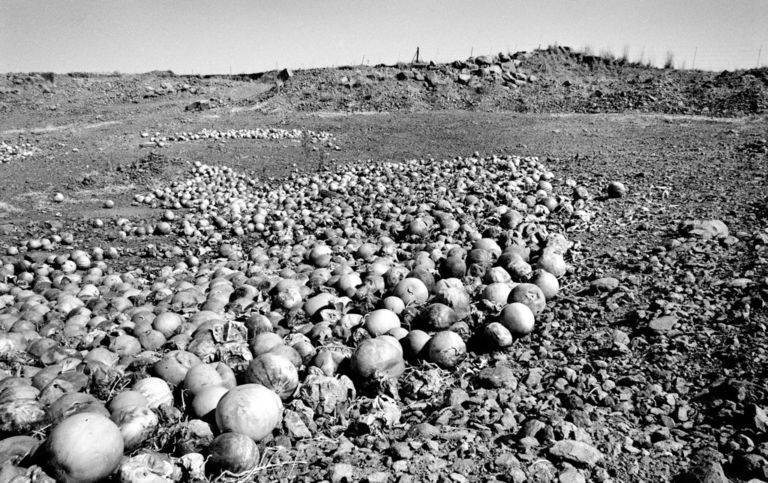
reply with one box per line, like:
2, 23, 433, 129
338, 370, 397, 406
0, 49, 767, 483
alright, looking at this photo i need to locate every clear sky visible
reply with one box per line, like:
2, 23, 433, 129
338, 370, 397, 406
1, 0, 766, 74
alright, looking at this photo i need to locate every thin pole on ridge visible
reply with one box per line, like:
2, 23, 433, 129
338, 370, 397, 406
692, 47, 697, 70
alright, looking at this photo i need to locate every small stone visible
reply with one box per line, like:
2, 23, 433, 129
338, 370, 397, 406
475, 365, 518, 389
392, 461, 409, 473
525, 368, 544, 388
729, 278, 753, 288
391, 442, 413, 460
685, 219, 729, 240
728, 453, 768, 480
591, 277, 619, 292
683, 461, 729, 483
283, 410, 312, 439
450, 473, 468, 483
558, 467, 586, 483
651, 426, 671, 443
518, 436, 540, 453
572, 186, 590, 200
522, 419, 547, 438
749, 404, 768, 432
447, 388, 469, 406
549, 440, 604, 467
409, 423, 440, 438
527, 459, 557, 483
682, 449, 729, 483
648, 315, 678, 334
334, 436, 355, 456
613, 329, 630, 346
509, 469, 527, 483
494, 452, 521, 470
500, 409, 518, 430
331, 463, 355, 483
365, 471, 392, 483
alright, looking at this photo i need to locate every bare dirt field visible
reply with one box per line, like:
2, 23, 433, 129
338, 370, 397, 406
1, 50, 767, 482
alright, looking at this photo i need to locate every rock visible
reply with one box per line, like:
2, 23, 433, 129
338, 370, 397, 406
527, 459, 557, 483
365, 471, 391, 483
391, 442, 413, 460
572, 186, 590, 200
494, 452, 522, 470
525, 368, 544, 388
409, 422, 440, 438
749, 404, 768, 432
729, 278, 753, 288
475, 55, 494, 66
450, 473, 468, 483
679, 462, 729, 483
447, 388, 469, 406
331, 463, 355, 483
334, 437, 355, 456
518, 436, 540, 453
558, 466, 586, 483
424, 74, 440, 88
679, 449, 729, 483
185, 99, 211, 111
277, 68, 293, 82
728, 453, 768, 480
682, 219, 730, 240
283, 410, 312, 439
591, 277, 619, 292
549, 440, 604, 467
457, 73, 472, 85
649, 315, 678, 334
499, 409, 518, 430
722, 236, 739, 246
613, 329, 630, 347
522, 419, 546, 438
475, 365, 518, 389
500, 61, 517, 71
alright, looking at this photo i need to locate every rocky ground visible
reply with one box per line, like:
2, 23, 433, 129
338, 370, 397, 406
0, 48, 767, 483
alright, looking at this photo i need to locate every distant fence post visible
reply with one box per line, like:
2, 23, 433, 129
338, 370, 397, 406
692, 47, 697, 70
758, 46, 763, 68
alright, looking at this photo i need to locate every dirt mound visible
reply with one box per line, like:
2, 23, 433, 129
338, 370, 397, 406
239, 46, 768, 116
112, 151, 186, 186
3, 46, 766, 118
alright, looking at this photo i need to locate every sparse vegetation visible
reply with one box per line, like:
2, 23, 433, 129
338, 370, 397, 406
664, 51, 675, 69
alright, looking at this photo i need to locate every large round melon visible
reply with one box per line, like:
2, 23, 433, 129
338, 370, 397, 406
215, 384, 283, 441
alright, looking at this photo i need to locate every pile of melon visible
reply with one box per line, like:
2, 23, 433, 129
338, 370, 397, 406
0, 153, 591, 480
141, 127, 335, 145
0, 141, 39, 165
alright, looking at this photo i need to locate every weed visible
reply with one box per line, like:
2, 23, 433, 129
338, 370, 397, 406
664, 51, 675, 69
620, 45, 630, 64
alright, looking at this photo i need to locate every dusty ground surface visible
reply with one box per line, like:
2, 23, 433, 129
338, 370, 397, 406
1, 49, 767, 483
